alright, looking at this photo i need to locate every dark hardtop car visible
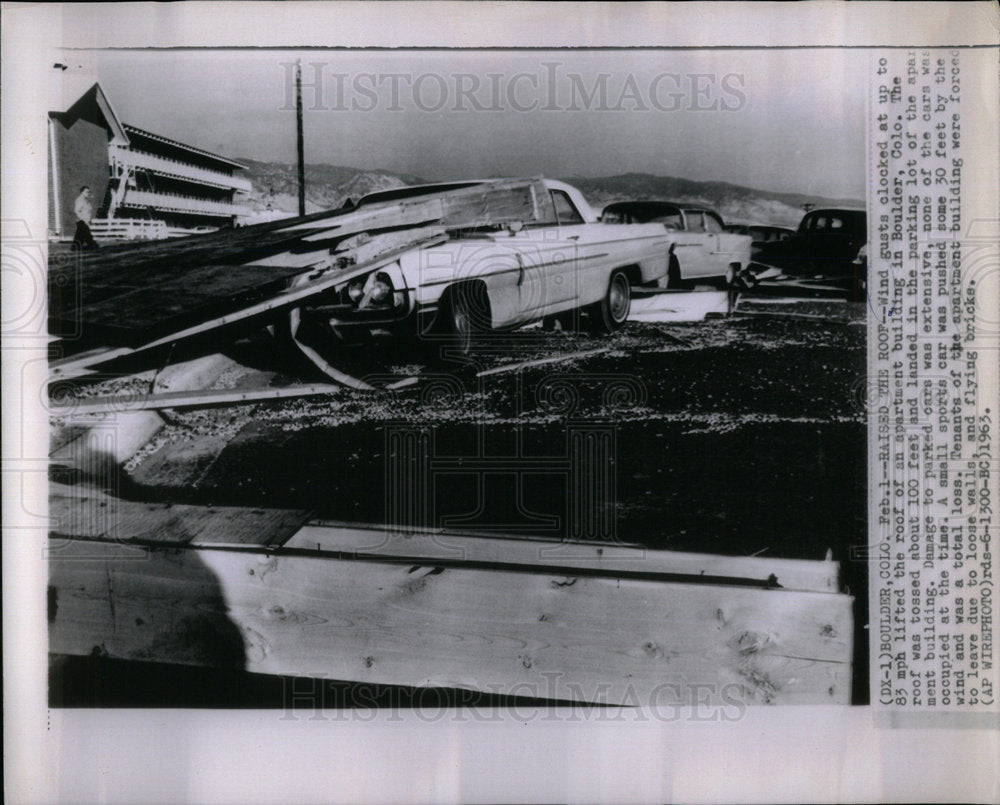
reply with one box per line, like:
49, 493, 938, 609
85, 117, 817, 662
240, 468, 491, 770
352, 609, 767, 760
755, 208, 866, 278
725, 224, 795, 257
748, 224, 794, 244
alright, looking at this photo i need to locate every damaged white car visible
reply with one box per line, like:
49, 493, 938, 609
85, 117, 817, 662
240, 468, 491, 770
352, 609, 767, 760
290, 178, 674, 356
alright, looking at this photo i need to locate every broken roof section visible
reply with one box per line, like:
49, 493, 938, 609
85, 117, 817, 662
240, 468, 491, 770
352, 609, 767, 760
49, 177, 551, 371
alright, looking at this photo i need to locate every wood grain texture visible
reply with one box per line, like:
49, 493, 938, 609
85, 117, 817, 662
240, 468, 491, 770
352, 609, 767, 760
45, 486, 840, 592
48, 485, 310, 547
48, 539, 853, 705
289, 522, 841, 593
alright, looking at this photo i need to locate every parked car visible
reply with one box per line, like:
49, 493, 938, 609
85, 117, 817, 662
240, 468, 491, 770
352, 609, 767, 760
747, 225, 794, 257
754, 208, 866, 279
725, 223, 796, 258
296, 179, 674, 351
599, 201, 752, 288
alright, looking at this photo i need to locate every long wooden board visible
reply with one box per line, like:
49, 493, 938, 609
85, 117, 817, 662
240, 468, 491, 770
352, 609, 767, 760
628, 289, 730, 323
48, 486, 311, 547
48, 538, 853, 705
45, 484, 840, 593
289, 522, 840, 593
49, 383, 343, 417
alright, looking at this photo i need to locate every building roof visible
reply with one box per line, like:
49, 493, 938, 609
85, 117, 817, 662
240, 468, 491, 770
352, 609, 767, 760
122, 124, 247, 170
50, 82, 130, 145
50, 81, 246, 173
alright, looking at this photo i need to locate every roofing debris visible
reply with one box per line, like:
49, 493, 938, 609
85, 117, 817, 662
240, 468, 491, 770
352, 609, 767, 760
50, 177, 550, 386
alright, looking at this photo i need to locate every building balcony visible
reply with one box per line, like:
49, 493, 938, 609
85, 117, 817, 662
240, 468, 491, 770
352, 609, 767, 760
111, 146, 252, 192
120, 189, 251, 218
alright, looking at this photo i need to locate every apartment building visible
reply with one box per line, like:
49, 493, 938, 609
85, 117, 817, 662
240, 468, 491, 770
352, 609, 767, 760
48, 82, 250, 240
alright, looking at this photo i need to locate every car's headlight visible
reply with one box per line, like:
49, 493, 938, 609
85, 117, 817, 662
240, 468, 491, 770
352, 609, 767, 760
369, 272, 393, 304
853, 243, 868, 265
339, 262, 407, 310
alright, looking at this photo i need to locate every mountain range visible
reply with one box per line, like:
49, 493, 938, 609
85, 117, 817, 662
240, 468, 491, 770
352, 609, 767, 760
237, 159, 863, 228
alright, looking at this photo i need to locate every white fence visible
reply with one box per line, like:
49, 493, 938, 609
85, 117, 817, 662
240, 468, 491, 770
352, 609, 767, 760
88, 218, 217, 242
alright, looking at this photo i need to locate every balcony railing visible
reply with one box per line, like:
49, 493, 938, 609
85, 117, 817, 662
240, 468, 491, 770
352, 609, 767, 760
120, 189, 251, 218
111, 146, 252, 192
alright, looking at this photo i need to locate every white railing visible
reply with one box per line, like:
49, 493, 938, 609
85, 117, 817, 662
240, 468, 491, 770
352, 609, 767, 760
89, 218, 219, 241
110, 146, 252, 192
120, 189, 250, 217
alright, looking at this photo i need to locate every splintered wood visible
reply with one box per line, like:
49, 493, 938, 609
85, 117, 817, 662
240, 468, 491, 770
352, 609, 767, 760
48, 494, 853, 706
50, 178, 548, 356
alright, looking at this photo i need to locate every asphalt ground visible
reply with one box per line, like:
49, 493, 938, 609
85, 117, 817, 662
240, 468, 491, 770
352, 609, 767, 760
53, 298, 871, 703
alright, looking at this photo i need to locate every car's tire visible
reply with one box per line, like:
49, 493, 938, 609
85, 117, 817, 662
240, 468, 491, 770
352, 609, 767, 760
666, 255, 682, 289
588, 270, 631, 334
443, 281, 491, 355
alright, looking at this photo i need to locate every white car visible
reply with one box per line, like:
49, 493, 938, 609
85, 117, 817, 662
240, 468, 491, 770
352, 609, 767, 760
600, 201, 752, 288
301, 179, 674, 350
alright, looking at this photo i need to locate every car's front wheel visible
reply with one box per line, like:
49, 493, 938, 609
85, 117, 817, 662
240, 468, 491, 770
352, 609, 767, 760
588, 270, 631, 334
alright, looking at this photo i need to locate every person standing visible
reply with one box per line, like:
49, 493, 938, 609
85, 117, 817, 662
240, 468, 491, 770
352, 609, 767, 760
72, 186, 99, 250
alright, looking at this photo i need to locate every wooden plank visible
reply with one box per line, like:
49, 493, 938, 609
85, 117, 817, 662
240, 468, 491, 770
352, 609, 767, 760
288, 522, 841, 593
739, 296, 849, 307
732, 309, 850, 322
49, 347, 134, 378
48, 487, 311, 547
46, 487, 840, 593
628, 290, 730, 323
48, 208, 350, 288
49, 233, 451, 376
50, 383, 343, 417
48, 212, 371, 346
48, 539, 853, 705
282, 177, 546, 240
476, 348, 611, 378
57, 262, 318, 344
296, 200, 447, 243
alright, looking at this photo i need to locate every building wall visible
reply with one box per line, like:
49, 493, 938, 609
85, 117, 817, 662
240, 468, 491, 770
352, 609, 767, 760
50, 116, 111, 239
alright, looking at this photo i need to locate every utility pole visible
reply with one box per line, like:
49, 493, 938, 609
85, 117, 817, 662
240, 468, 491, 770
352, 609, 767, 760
296, 60, 306, 217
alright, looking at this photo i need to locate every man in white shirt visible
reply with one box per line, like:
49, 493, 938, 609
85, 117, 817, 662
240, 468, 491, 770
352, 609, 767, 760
72, 186, 99, 250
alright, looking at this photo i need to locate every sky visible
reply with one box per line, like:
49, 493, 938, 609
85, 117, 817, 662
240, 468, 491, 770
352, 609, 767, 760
91, 48, 867, 199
